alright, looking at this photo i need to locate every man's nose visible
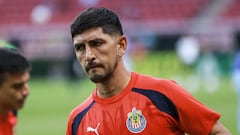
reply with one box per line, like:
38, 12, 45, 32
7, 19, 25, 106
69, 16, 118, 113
85, 46, 95, 61
22, 83, 30, 96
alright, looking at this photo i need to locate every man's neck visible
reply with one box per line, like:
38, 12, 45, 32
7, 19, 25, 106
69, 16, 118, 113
96, 70, 131, 98
0, 107, 9, 118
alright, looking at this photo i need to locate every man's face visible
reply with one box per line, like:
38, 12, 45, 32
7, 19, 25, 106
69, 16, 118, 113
0, 71, 30, 111
73, 27, 121, 83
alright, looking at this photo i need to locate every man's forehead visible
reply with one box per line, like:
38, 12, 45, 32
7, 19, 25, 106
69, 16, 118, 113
73, 27, 105, 42
5, 72, 30, 83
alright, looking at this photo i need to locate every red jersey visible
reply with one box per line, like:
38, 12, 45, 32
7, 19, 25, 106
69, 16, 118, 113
0, 111, 17, 135
66, 72, 220, 135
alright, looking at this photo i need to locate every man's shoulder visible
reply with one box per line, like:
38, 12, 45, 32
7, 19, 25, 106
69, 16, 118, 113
69, 95, 95, 119
134, 72, 175, 87
133, 72, 182, 98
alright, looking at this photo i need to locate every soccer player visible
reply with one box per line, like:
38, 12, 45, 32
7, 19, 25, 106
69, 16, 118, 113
0, 48, 31, 135
66, 7, 231, 135
232, 47, 240, 135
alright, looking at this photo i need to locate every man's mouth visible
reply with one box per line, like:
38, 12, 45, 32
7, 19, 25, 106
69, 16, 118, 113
86, 64, 103, 72
18, 99, 25, 106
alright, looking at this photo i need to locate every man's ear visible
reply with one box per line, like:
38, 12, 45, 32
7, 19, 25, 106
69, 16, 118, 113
117, 36, 127, 56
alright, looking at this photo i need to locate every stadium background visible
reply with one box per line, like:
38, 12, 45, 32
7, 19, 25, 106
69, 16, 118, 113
0, 0, 239, 134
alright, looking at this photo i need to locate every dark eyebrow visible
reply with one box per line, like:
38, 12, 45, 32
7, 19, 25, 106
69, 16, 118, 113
74, 38, 105, 48
74, 42, 84, 48
74, 42, 84, 46
12, 82, 24, 87
88, 38, 105, 44
11, 81, 26, 89
11, 77, 30, 88
92, 38, 104, 41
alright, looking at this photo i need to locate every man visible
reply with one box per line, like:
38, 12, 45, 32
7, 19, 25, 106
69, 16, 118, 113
0, 48, 31, 135
66, 7, 231, 135
232, 46, 240, 135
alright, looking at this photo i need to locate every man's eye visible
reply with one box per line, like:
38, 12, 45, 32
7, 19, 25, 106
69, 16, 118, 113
75, 45, 85, 51
90, 41, 102, 46
13, 84, 23, 90
94, 42, 101, 46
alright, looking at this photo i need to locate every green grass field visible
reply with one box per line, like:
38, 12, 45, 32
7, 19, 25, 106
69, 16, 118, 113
17, 52, 237, 135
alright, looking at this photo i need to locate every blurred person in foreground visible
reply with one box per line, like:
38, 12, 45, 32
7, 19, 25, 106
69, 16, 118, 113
66, 7, 231, 135
0, 48, 31, 135
232, 46, 240, 135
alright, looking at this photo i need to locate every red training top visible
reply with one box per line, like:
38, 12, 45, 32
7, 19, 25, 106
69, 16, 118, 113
0, 111, 17, 135
66, 72, 220, 135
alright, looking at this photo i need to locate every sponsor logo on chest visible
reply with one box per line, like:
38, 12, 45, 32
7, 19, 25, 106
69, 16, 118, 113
87, 123, 100, 135
126, 107, 147, 133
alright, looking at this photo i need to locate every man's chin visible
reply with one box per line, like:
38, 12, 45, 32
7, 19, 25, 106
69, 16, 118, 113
89, 73, 106, 83
16, 101, 26, 109
16, 105, 24, 110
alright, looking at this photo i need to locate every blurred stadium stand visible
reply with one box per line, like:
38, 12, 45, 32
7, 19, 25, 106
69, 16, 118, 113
0, 0, 239, 76
0, 0, 207, 24
221, 0, 240, 19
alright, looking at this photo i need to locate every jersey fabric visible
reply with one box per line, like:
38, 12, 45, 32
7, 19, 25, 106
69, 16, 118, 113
66, 72, 220, 135
0, 111, 17, 135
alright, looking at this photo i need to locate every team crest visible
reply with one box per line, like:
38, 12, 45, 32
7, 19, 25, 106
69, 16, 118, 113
126, 107, 147, 133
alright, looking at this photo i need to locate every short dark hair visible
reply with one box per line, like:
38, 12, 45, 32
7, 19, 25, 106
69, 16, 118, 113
0, 48, 31, 85
71, 7, 123, 38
